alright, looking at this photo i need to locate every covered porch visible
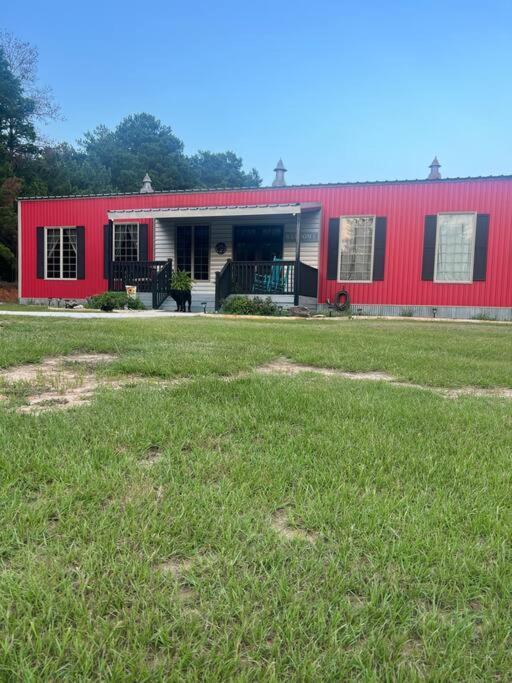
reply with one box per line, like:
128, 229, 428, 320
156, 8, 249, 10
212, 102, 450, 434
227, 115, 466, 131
107, 202, 321, 311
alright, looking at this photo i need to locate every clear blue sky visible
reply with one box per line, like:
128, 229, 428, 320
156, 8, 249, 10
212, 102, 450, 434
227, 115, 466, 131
4, 0, 512, 185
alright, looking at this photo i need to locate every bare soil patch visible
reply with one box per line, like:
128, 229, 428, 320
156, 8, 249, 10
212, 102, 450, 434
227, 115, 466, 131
140, 446, 164, 467
0, 353, 117, 414
256, 358, 512, 400
271, 508, 319, 543
0, 282, 17, 303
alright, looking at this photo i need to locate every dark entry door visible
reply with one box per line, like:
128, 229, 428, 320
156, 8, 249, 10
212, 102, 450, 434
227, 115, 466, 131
233, 225, 283, 261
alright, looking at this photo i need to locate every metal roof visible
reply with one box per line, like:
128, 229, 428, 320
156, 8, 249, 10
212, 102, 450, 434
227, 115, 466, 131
18, 174, 512, 201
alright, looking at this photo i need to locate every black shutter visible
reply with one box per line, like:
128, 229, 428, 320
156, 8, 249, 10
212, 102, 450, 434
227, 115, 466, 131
327, 217, 340, 280
473, 214, 489, 281
372, 217, 387, 281
139, 223, 149, 261
421, 215, 437, 281
76, 226, 85, 279
103, 222, 113, 279
36, 227, 45, 278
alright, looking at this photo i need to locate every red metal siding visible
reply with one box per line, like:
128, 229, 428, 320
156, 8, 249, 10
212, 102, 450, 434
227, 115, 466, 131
19, 178, 512, 307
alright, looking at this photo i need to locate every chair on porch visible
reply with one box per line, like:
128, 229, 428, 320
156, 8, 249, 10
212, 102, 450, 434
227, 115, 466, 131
252, 258, 290, 294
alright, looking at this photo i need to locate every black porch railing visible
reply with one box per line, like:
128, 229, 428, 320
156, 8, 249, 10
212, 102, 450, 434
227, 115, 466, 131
109, 260, 169, 293
152, 260, 173, 309
215, 259, 318, 310
108, 260, 173, 308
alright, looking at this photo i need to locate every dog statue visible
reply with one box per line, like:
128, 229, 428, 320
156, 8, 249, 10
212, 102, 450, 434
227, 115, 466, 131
170, 289, 192, 312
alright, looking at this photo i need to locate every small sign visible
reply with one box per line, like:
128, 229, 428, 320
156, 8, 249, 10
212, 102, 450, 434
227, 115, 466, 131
301, 230, 319, 243
284, 229, 319, 243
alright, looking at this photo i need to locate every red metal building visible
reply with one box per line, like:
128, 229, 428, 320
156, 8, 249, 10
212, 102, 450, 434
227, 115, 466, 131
18, 168, 512, 319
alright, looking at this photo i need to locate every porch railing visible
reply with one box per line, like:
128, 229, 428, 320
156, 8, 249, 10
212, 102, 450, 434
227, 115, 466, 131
109, 260, 168, 293
152, 259, 173, 309
215, 259, 318, 310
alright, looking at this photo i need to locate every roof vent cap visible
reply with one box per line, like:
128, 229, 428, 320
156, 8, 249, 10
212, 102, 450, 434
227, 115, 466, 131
272, 159, 287, 187
140, 173, 154, 193
427, 157, 442, 180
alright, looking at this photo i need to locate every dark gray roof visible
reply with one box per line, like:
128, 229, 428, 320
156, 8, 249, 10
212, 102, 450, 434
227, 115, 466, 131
18, 174, 512, 201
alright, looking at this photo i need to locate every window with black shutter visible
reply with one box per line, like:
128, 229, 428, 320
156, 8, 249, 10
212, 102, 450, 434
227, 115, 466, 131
331, 215, 387, 282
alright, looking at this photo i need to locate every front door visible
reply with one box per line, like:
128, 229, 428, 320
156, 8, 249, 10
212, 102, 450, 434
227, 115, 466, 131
233, 225, 283, 261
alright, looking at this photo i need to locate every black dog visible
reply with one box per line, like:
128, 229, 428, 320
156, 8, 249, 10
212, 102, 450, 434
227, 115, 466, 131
170, 289, 192, 312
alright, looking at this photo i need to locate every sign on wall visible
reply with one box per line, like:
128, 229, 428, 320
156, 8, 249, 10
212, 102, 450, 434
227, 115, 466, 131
285, 230, 319, 243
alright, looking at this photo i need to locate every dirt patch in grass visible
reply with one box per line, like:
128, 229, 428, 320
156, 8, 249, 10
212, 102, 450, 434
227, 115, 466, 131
0, 353, 117, 414
256, 358, 512, 399
271, 508, 319, 543
158, 557, 197, 602
258, 359, 395, 383
140, 446, 164, 467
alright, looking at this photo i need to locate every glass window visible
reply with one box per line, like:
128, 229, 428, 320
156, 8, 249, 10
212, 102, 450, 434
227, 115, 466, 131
338, 216, 375, 282
193, 226, 209, 280
434, 213, 476, 282
45, 227, 77, 279
114, 223, 139, 261
176, 226, 209, 280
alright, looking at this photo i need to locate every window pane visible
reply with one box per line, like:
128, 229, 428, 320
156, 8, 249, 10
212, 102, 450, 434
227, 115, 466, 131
176, 226, 192, 275
339, 216, 375, 281
46, 229, 61, 278
114, 224, 138, 261
62, 228, 77, 278
435, 213, 475, 282
193, 225, 209, 280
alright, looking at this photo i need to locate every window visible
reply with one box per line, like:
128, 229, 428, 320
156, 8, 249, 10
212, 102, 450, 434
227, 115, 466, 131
45, 227, 77, 279
176, 225, 210, 280
434, 213, 476, 282
114, 223, 139, 261
338, 216, 375, 282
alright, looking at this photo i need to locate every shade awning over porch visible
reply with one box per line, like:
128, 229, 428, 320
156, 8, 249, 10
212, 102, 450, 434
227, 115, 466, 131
107, 202, 321, 221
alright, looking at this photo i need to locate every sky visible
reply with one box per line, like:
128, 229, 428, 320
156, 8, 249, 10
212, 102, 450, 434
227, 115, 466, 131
3, 0, 512, 186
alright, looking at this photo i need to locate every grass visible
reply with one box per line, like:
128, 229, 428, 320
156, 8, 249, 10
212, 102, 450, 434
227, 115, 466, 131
0, 316, 511, 680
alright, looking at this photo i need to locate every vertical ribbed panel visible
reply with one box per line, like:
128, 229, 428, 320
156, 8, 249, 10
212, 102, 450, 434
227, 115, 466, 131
19, 178, 512, 308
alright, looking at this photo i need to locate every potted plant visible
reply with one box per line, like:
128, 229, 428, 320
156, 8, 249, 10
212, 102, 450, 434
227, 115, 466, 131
169, 270, 193, 312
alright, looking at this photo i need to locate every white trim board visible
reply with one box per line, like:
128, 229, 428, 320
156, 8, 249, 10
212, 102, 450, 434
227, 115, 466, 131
108, 203, 321, 221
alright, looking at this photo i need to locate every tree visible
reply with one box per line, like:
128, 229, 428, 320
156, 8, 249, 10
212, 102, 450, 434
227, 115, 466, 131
80, 113, 195, 192
189, 150, 261, 188
0, 31, 60, 122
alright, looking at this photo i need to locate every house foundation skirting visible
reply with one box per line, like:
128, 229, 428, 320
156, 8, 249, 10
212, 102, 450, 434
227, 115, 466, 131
321, 303, 512, 321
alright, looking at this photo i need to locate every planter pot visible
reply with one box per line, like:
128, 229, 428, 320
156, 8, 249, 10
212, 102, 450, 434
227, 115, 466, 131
169, 288, 192, 312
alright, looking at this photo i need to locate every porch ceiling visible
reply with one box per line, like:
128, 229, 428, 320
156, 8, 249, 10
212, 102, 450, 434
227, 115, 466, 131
107, 202, 321, 221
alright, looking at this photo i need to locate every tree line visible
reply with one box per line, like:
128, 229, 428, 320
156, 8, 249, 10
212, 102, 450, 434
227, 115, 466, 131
0, 31, 262, 280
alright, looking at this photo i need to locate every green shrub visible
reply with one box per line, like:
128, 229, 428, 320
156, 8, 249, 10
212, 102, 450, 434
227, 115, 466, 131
221, 295, 279, 316
0, 243, 16, 282
87, 291, 145, 311
170, 270, 192, 291
400, 308, 414, 317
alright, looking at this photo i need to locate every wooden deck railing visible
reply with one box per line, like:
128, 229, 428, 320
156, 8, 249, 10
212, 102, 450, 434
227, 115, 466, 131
215, 260, 318, 310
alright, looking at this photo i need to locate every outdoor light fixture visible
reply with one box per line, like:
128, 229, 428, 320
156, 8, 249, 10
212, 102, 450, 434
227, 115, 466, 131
201, 301, 207, 314
432, 307, 437, 318
357, 307, 363, 316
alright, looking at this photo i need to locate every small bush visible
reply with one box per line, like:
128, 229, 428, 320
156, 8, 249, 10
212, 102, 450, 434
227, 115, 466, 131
472, 312, 496, 321
87, 291, 145, 311
400, 308, 414, 317
221, 295, 279, 316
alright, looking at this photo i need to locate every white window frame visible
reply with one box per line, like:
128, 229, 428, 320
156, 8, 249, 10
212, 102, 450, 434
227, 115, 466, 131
338, 215, 376, 283
175, 224, 211, 281
433, 212, 476, 284
113, 222, 139, 262
44, 227, 78, 280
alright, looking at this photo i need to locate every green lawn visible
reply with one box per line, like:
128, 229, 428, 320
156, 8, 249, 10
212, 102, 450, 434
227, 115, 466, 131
0, 316, 511, 680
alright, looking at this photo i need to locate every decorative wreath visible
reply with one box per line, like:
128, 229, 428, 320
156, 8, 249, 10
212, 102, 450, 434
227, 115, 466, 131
334, 289, 350, 311
215, 242, 227, 255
